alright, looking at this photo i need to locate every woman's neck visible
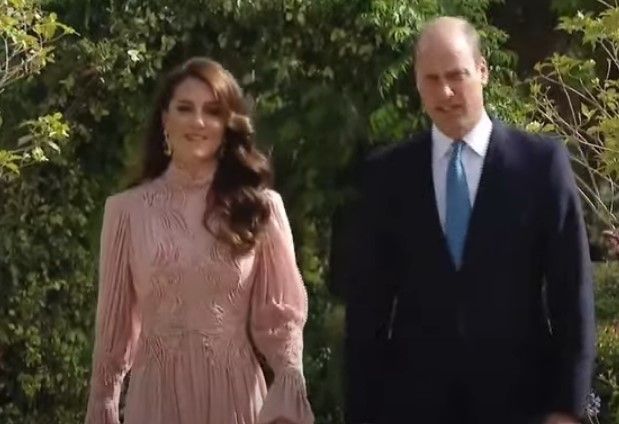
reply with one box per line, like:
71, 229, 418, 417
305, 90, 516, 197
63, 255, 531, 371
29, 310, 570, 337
165, 157, 217, 188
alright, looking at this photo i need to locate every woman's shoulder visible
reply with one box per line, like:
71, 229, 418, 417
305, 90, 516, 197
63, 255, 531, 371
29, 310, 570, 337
259, 188, 294, 233
261, 187, 282, 203
104, 179, 160, 212
260, 188, 287, 215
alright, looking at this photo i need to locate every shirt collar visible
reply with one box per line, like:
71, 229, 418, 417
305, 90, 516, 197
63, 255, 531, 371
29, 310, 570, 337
432, 110, 492, 161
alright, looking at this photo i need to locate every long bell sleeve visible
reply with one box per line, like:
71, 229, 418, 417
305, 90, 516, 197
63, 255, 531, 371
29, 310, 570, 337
250, 191, 314, 424
85, 194, 141, 424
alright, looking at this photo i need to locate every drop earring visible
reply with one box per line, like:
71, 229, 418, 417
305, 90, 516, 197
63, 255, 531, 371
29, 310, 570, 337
163, 130, 172, 157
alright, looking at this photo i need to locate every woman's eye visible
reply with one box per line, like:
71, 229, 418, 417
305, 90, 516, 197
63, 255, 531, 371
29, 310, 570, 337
204, 105, 221, 115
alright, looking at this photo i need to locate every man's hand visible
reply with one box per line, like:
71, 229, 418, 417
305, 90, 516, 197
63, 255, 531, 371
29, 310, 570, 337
603, 229, 619, 258
543, 412, 580, 424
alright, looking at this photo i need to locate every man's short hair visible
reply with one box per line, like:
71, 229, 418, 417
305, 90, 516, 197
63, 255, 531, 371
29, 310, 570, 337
413, 17, 483, 64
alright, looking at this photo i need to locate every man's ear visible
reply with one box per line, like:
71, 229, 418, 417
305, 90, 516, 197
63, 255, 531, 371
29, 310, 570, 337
479, 57, 489, 86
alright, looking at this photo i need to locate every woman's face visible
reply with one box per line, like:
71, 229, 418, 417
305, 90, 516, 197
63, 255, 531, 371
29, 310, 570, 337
162, 76, 226, 166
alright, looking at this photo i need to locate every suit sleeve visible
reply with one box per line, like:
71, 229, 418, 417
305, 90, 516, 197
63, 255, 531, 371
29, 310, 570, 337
343, 156, 397, 424
543, 141, 596, 417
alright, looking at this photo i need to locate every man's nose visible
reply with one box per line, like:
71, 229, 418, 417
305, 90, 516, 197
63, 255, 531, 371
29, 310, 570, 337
439, 82, 455, 98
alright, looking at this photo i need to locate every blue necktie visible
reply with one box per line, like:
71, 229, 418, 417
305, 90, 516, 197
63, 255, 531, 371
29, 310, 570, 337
445, 140, 471, 268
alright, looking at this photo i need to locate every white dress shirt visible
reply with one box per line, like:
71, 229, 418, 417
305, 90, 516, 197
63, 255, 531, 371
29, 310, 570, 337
432, 111, 493, 230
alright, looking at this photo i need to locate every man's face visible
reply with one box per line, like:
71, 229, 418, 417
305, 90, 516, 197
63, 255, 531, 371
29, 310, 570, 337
415, 32, 488, 139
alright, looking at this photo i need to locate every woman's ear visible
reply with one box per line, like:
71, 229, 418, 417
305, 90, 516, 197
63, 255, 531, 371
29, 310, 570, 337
161, 110, 168, 131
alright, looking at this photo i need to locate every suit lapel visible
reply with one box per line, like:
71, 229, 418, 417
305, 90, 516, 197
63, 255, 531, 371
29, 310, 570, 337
405, 132, 456, 271
460, 121, 507, 268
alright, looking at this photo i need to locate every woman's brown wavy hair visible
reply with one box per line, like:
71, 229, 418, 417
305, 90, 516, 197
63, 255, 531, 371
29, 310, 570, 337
137, 57, 273, 255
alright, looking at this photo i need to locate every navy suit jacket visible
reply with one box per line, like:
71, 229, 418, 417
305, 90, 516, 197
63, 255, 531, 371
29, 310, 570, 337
340, 122, 596, 424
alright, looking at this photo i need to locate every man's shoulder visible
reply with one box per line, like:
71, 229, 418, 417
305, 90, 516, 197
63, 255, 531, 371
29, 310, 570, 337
494, 120, 564, 157
364, 131, 430, 169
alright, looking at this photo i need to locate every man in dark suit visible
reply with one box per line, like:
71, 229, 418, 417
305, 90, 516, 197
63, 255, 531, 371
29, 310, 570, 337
340, 16, 596, 424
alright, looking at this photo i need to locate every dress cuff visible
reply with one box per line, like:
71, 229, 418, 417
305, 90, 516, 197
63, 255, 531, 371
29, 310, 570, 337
257, 367, 314, 424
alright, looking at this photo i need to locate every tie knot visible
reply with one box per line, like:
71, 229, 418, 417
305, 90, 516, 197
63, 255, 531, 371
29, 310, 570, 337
451, 139, 465, 158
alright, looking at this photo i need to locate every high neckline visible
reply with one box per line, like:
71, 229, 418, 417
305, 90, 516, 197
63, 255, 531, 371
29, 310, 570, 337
163, 161, 215, 189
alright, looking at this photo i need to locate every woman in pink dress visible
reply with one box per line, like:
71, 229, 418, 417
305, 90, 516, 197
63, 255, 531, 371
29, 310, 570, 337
85, 57, 314, 424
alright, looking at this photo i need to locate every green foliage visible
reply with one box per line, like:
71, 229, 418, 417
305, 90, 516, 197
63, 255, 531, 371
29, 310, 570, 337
0, 0, 529, 422
593, 262, 619, 423
0, 0, 74, 179
550, 0, 607, 16
0, 0, 74, 89
595, 325, 619, 423
530, 1, 619, 234
0, 113, 71, 180
0, 164, 97, 423
596, 261, 619, 322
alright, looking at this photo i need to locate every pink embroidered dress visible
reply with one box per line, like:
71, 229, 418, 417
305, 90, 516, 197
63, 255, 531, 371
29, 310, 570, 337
85, 164, 314, 424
